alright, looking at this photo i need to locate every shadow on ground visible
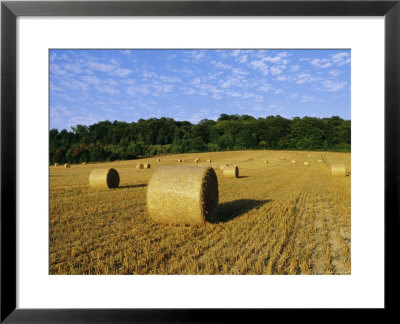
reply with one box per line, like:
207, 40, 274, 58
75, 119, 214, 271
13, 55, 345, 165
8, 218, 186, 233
119, 183, 147, 189
207, 199, 271, 224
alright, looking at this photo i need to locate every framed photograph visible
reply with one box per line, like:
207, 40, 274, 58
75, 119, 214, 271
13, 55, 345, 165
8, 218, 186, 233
1, 0, 399, 321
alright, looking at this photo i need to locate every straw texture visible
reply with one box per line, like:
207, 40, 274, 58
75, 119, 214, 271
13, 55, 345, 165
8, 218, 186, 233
223, 166, 239, 178
331, 164, 347, 176
89, 168, 120, 189
146, 166, 219, 225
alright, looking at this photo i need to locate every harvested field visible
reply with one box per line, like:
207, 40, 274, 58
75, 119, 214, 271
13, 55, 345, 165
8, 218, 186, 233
49, 150, 351, 275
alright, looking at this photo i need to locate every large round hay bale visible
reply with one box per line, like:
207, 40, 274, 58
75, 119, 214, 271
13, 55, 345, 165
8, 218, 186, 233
136, 163, 144, 169
223, 166, 239, 178
304, 161, 309, 166
64, 163, 70, 168
54, 163, 59, 166
144, 163, 151, 169
146, 166, 218, 225
89, 168, 120, 189
331, 164, 347, 176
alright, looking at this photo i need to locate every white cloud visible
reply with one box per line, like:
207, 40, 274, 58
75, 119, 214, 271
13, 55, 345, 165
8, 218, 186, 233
328, 69, 343, 77
250, 60, 268, 75
290, 65, 300, 72
213, 61, 232, 69
323, 80, 347, 92
271, 67, 283, 75
310, 58, 332, 69
331, 52, 351, 65
95, 85, 119, 95
237, 55, 247, 64
80, 75, 101, 85
299, 95, 315, 103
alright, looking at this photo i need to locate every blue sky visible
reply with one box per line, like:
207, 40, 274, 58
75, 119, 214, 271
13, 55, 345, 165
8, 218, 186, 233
50, 49, 350, 130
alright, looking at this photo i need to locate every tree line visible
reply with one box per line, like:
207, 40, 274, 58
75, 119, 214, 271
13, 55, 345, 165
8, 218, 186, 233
49, 114, 350, 164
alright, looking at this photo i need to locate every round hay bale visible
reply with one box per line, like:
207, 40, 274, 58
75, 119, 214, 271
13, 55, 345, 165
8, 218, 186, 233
156, 158, 161, 162
177, 159, 182, 162
281, 157, 285, 160
308, 154, 311, 158
136, 163, 144, 169
82, 162, 87, 165
146, 166, 219, 225
64, 163, 70, 168
223, 166, 239, 178
318, 159, 322, 163
144, 163, 151, 169
331, 164, 347, 177
219, 164, 228, 170
194, 159, 199, 163
292, 160, 296, 164
89, 168, 119, 189
207, 159, 212, 162
264, 160, 268, 164
54, 163, 59, 166
304, 161, 309, 166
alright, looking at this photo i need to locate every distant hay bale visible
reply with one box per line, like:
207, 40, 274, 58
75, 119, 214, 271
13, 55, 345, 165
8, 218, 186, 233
281, 157, 285, 160
292, 160, 296, 164
194, 159, 199, 163
144, 163, 151, 169
146, 166, 219, 225
64, 163, 70, 168
89, 168, 119, 189
207, 159, 212, 162
177, 159, 182, 162
331, 164, 347, 176
308, 154, 311, 157
223, 166, 239, 178
82, 162, 87, 165
136, 163, 144, 169
264, 160, 268, 164
318, 159, 322, 163
156, 158, 160, 162
219, 164, 228, 170
304, 161, 309, 166
54, 163, 59, 166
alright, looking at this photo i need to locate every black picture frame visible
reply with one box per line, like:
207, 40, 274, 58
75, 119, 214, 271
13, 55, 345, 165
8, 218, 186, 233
1, 0, 399, 322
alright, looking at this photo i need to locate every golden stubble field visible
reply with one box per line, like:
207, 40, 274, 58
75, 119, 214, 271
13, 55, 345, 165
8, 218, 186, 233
49, 150, 351, 275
